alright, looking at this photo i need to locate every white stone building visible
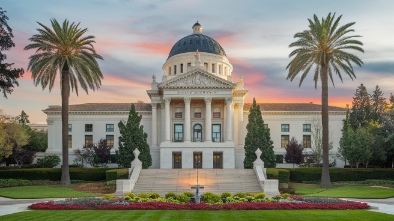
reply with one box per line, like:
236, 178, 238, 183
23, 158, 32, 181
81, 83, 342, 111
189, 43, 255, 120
44, 22, 347, 168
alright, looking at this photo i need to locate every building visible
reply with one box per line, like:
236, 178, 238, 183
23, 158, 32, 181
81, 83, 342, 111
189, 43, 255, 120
44, 22, 347, 168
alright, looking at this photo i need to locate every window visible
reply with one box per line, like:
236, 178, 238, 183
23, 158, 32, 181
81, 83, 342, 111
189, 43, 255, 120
212, 124, 221, 142
194, 107, 202, 118
85, 124, 93, 132
213, 107, 221, 118
281, 135, 289, 148
174, 65, 177, 74
204, 63, 208, 71
175, 107, 182, 118
213, 152, 223, 169
218, 64, 222, 74
281, 124, 289, 132
174, 124, 183, 142
303, 124, 311, 132
224, 66, 227, 75
263, 124, 268, 129
173, 152, 182, 169
180, 64, 184, 73
212, 63, 215, 73
193, 124, 202, 142
85, 135, 93, 147
303, 135, 311, 148
168, 67, 171, 75
106, 135, 114, 147
68, 124, 72, 132
68, 135, 72, 148
106, 124, 114, 132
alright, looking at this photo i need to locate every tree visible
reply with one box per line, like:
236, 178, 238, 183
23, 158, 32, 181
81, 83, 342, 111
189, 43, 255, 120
243, 98, 276, 168
346, 127, 372, 168
17, 110, 30, 125
389, 93, 394, 109
370, 86, 387, 124
25, 19, 103, 184
0, 8, 24, 98
117, 104, 152, 169
349, 84, 371, 129
287, 13, 364, 185
310, 117, 333, 165
339, 108, 352, 166
382, 109, 394, 167
12, 146, 35, 168
284, 137, 304, 167
23, 127, 47, 152
92, 139, 112, 167
0, 122, 30, 161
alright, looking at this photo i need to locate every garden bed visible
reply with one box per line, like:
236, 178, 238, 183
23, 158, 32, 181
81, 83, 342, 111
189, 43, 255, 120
29, 195, 369, 211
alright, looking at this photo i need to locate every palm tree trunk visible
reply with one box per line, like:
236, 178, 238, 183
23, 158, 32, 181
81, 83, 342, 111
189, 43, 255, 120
320, 64, 331, 185
60, 65, 71, 185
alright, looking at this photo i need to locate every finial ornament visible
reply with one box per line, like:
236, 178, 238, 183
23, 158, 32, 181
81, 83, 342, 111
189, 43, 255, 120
152, 74, 156, 82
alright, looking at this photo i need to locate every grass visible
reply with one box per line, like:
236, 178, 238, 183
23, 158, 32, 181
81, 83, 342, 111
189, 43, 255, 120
294, 184, 394, 199
0, 186, 98, 199
1, 210, 393, 220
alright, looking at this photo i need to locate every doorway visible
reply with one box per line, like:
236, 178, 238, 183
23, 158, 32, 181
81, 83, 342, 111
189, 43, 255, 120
213, 152, 223, 169
193, 152, 202, 168
173, 152, 182, 169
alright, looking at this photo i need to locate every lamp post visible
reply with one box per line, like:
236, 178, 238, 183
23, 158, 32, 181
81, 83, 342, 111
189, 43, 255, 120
195, 158, 201, 204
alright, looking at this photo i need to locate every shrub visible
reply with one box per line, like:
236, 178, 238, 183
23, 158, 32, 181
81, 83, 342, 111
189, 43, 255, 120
220, 192, 231, 198
106, 180, 116, 187
106, 168, 129, 181
165, 192, 176, 199
124, 192, 136, 199
138, 192, 149, 199
202, 192, 221, 203
183, 191, 194, 197
255, 192, 266, 199
149, 192, 160, 199
103, 194, 116, 200
0, 179, 30, 187
36, 155, 61, 168
176, 194, 189, 204
233, 192, 246, 198
266, 168, 290, 184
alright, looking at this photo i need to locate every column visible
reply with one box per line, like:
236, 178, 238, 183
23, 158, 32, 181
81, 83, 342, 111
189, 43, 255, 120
204, 98, 212, 142
184, 97, 191, 142
164, 97, 171, 141
151, 103, 157, 146
238, 102, 244, 122
225, 97, 233, 141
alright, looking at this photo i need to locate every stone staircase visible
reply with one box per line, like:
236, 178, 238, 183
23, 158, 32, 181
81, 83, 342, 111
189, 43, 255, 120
132, 169, 262, 196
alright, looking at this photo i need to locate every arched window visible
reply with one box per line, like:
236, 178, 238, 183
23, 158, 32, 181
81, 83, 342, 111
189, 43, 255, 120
193, 124, 202, 142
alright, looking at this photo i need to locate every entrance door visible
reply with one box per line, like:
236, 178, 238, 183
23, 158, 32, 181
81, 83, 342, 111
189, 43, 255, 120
213, 152, 223, 169
193, 152, 202, 168
173, 152, 182, 169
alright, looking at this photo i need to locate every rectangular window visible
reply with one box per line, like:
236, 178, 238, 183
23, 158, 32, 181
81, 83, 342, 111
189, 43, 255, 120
180, 64, 184, 73
169, 67, 171, 75
194, 107, 202, 118
212, 124, 221, 142
85, 124, 93, 132
281, 135, 289, 148
68, 124, 72, 132
224, 66, 227, 75
106, 124, 114, 132
213, 152, 223, 169
175, 107, 183, 118
212, 64, 215, 73
204, 63, 208, 70
218, 64, 222, 74
303, 135, 311, 148
174, 124, 183, 142
173, 152, 182, 169
303, 124, 311, 132
213, 107, 220, 118
281, 124, 289, 132
68, 135, 72, 148
106, 135, 114, 147
174, 65, 177, 74
85, 135, 93, 147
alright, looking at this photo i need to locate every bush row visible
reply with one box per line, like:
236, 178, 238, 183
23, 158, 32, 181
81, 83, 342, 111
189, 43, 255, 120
266, 168, 290, 184
0, 168, 110, 181
106, 168, 129, 181
287, 168, 394, 182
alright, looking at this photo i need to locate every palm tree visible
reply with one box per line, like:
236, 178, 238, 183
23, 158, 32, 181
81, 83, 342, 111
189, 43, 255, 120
25, 19, 103, 184
286, 13, 363, 185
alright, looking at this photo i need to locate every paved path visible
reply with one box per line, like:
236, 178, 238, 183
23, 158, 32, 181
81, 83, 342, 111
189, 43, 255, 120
1, 197, 394, 217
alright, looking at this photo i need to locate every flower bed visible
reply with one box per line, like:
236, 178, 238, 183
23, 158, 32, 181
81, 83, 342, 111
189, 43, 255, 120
29, 195, 369, 211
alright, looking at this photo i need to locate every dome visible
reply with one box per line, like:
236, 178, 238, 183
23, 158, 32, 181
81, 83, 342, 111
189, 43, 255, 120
167, 22, 227, 59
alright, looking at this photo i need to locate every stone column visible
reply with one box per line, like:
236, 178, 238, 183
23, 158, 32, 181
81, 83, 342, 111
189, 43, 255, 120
238, 102, 244, 122
225, 97, 233, 141
184, 97, 191, 142
164, 97, 171, 141
151, 103, 157, 146
204, 98, 212, 142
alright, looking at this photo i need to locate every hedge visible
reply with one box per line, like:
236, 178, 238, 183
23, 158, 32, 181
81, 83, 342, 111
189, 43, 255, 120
106, 168, 129, 181
287, 168, 394, 182
0, 168, 110, 181
266, 168, 289, 184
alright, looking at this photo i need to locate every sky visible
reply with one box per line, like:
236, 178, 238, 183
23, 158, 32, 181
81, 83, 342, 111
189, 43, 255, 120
1, 0, 394, 123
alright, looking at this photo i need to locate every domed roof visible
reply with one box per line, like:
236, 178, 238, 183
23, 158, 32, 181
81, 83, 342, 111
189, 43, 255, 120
167, 22, 227, 59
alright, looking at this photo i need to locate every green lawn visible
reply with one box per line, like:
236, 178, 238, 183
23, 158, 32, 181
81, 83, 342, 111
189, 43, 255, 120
294, 185, 394, 199
1, 210, 393, 221
0, 186, 98, 199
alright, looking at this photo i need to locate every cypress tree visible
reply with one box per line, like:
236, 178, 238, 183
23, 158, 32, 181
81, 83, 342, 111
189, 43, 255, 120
117, 104, 152, 169
243, 98, 276, 168
349, 84, 371, 129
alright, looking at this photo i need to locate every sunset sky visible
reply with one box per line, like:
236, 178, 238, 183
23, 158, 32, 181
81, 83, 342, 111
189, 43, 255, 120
1, 0, 394, 123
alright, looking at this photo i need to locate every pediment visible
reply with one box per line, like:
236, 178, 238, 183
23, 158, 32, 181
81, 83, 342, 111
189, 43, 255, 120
159, 68, 236, 89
